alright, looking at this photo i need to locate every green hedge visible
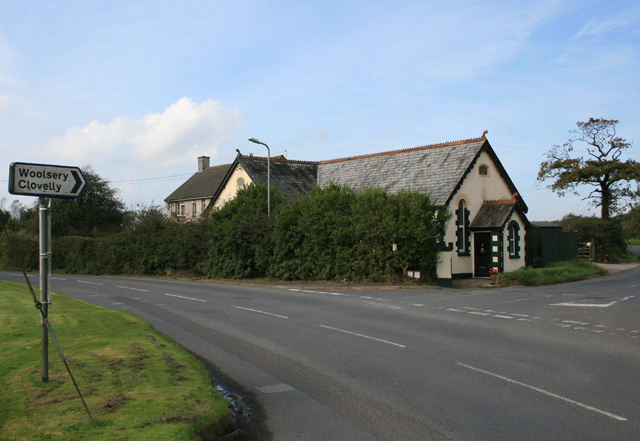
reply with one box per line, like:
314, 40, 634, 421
1, 206, 209, 276
206, 184, 449, 283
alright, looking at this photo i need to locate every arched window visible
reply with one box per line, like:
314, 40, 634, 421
456, 200, 470, 255
507, 221, 520, 258
237, 178, 245, 188
479, 165, 489, 176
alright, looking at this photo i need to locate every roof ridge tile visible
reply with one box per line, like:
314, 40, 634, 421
318, 134, 486, 164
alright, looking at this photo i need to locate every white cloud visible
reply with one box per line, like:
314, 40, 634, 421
33, 97, 246, 170
368, 1, 563, 82
572, 6, 640, 40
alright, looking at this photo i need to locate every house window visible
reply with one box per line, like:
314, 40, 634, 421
201, 200, 207, 213
237, 178, 245, 188
479, 165, 489, 176
192, 201, 197, 215
456, 200, 470, 256
178, 202, 186, 217
507, 221, 520, 258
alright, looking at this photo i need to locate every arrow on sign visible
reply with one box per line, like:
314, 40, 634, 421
8, 162, 87, 199
70, 170, 84, 194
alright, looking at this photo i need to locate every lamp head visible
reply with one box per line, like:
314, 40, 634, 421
248, 137, 265, 146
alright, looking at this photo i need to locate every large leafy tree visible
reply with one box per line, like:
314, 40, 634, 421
51, 167, 125, 237
538, 118, 640, 219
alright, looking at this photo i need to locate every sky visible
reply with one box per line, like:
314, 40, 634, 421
1, 0, 639, 221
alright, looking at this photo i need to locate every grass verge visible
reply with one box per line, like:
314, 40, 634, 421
495, 260, 607, 287
0, 280, 232, 441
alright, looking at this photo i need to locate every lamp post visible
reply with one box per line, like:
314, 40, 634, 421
248, 137, 271, 215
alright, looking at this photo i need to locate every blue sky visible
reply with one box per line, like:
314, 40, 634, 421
1, 0, 638, 220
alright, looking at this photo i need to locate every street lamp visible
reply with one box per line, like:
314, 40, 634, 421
248, 137, 271, 215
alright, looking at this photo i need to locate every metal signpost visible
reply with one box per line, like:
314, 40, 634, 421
9, 162, 87, 381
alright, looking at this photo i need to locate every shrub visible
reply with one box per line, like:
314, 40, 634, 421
559, 215, 632, 263
269, 185, 449, 282
206, 184, 286, 279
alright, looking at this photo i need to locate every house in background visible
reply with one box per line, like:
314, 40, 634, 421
211, 152, 318, 210
315, 133, 529, 286
165, 133, 530, 285
164, 156, 231, 219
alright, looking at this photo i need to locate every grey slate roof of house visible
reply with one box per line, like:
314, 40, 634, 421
469, 200, 518, 229
164, 163, 232, 202
236, 155, 318, 202
317, 137, 487, 206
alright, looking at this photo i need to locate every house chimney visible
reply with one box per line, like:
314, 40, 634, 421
198, 156, 210, 171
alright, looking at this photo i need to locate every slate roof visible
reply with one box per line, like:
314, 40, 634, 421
164, 164, 232, 202
469, 200, 518, 230
234, 155, 318, 202
317, 137, 488, 206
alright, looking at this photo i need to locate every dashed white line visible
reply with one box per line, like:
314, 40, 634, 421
289, 288, 344, 296
117, 286, 149, 292
231, 306, 288, 319
563, 320, 589, 325
77, 280, 103, 285
319, 325, 406, 348
468, 312, 491, 316
165, 293, 207, 303
493, 315, 514, 320
457, 363, 627, 422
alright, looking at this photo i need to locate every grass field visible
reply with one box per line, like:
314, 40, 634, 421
0, 280, 232, 441
496, 260, 607, 287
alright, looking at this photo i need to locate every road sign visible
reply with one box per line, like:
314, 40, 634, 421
8, 162, 87, 198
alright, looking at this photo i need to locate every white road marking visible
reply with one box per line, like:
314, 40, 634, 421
319, 325, 406, 348
563, 320, 589, 325
289, 288, 344, 296
52, 277, 67, 281
468, 312, 491, 316
551, 296, 634, 308
77, 280, 103, 285
256, 383, 295, 394
457, 363, 627, 422
231, 306, 288, 319
117, 286, 149, 292
493, 315, 514, 319
165, 293, 207, 303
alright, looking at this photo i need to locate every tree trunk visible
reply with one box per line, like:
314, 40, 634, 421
601, 183, 610, 220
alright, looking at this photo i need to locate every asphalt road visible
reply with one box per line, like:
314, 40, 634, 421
2, 267, 639, 441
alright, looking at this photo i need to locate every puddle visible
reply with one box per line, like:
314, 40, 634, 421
215, 383, 252, 419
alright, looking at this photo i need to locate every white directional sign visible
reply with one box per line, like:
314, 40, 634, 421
9, 162, 87, 198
